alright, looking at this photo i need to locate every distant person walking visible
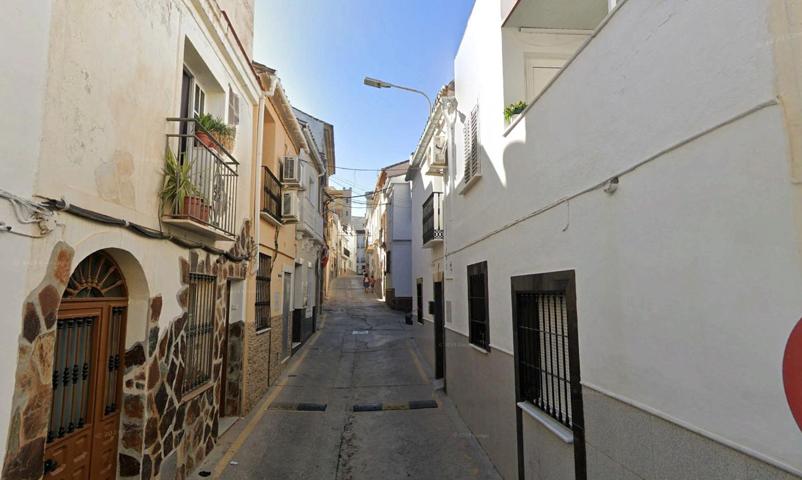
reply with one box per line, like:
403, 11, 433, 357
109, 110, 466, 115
363, 274, 370, 293
369, 275, 376, 293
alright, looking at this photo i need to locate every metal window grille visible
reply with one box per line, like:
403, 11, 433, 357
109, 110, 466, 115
517, 291, 573, 427
467, 261, 489, 349
48, 316, 95, 442
255, 254, 272, 331
103, 307, 125, 415
183, 273, 216, 394
422, 192, 444, 244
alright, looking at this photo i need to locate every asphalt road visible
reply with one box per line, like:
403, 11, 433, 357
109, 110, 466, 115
194, 274, 501, 480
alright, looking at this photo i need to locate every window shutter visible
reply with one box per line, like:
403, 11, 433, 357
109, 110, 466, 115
228, 87, 240, 126
463, 104, 480, 182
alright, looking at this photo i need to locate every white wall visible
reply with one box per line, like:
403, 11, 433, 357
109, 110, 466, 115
0, 0, 260, 463
0, 0, 56, 456
448, 0, 802, 472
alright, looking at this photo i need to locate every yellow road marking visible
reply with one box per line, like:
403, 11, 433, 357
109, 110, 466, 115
212, 329, 322, 478
408, 342, 430, 384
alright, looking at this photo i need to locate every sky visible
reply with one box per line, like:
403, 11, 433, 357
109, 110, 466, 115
253, 0, 475, 216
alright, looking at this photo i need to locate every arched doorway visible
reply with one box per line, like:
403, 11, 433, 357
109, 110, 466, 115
43, 251, 128, 479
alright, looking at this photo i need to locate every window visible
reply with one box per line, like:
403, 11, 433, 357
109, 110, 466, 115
512, 270, 583, 433
467, 261, 489, 350
193, 84, 206, 118
228, 87, 240, 126
255, 254, 272, 331
463, 104, 480, 184
183, 273, 215, 395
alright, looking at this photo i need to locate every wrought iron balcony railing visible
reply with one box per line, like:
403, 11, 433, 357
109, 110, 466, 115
422, 192, 444, 246
165, 118, 238, 238
262, 166, 282, 223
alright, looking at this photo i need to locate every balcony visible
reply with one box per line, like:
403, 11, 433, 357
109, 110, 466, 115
422, 192, 444, 247
163, 118, 238, 240
261, 166, 283, 226
297, 195, 325, 244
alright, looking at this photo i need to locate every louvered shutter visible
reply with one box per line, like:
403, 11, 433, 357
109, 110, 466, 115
463, 104, 480, 182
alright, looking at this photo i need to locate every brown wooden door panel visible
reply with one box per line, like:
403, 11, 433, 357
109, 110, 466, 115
44, 428, 92, 479
45, 301, 126, 480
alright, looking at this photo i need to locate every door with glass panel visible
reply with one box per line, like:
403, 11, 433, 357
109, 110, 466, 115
44, 251, 127, 480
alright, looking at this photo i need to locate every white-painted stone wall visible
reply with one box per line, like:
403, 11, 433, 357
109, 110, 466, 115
447, 0, 802, 473
0, 0, 260, 463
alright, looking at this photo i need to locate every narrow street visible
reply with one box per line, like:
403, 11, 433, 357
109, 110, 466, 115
196, 274, 501, 480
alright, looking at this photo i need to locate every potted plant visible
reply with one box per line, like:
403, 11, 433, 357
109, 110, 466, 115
195, 113, 236, 152
161, 149, 209, 223
504, 101, 527, 125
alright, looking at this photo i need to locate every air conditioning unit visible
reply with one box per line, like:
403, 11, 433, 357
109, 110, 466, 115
282, 191, 299, 221
432, 133, 448, 166
281, 156, 302, 186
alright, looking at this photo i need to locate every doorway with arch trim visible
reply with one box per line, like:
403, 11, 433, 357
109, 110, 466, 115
43, 250, 128, 480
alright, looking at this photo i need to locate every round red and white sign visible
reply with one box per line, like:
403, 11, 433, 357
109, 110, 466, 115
784, 318, 802, 432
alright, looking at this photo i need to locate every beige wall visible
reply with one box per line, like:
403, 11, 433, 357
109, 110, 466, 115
241, 94, 300, 413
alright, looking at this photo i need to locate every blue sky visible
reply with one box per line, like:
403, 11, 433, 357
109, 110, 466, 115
253, 0, 475, 215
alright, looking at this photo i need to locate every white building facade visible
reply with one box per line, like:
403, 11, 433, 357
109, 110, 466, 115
408, 83, 455, 376
438, 0, 802, 479
291, 108, 331, 347
1, 0, 260, 478
365, 161, 413, 311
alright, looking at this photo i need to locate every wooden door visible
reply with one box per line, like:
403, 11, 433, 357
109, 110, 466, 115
434, 281, 445, 380
44, 301, 126, 480
282, 273, 292, 359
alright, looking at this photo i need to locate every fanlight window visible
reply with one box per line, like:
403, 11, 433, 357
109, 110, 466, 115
63, 252, 127, 299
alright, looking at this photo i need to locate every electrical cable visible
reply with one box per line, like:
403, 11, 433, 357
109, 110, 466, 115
45, 198, 250, 263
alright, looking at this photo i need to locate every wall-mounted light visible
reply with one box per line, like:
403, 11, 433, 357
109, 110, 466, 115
603, 177, 619, 195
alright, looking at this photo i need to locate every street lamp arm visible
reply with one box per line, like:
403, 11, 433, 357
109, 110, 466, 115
383, 82, 433, 112
363, 76, 432, 113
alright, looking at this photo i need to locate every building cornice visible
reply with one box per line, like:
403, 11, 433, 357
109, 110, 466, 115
257, 70, 308, 152
406, 82, 456, 180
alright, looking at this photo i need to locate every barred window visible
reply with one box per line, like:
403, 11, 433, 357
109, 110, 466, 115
467, 261, 489, 350
183, 273, 215, 395
256, 254, 272, 331
512, 271, 583, 432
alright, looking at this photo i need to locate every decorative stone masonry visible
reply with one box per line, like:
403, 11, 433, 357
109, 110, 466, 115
119, 296, 162, 479
223, 321, 243, 418
138, 221, 254, 479
2, 242, 74, 480
2, 220, 256, 480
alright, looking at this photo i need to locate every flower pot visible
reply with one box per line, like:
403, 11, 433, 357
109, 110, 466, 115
182, 196, 210, 223
218, 134, 236, 153
196, 131, 218, 151
510, 113, 521, 124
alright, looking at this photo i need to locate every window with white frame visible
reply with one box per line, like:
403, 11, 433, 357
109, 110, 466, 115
463, 104, 480, 185
193, 84, 206, 118
228, 87, 240, 126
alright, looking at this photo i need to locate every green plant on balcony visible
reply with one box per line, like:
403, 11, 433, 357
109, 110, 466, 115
161, 149, 209, 222
504, 101, 527, 123
195, 113, 236, 151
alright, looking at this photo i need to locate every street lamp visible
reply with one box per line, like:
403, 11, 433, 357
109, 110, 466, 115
363, 76, 432, 113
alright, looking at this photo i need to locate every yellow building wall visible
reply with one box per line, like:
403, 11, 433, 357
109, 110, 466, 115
242, 95, 299, 413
